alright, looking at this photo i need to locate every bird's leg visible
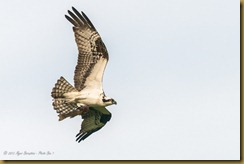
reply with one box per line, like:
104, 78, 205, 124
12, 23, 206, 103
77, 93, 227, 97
78, 104, 89, 115
81, 105, 89, 114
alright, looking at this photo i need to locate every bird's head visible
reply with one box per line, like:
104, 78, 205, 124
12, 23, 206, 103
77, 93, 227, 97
102, 97, 117, 106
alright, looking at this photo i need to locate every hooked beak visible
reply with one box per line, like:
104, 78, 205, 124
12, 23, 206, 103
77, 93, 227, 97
113, 100, 117, 105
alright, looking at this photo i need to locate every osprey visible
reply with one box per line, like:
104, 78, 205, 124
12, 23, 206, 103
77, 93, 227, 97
51, 7, 117, 142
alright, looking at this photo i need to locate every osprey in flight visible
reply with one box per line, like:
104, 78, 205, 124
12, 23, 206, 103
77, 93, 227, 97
51, 7, 117, 142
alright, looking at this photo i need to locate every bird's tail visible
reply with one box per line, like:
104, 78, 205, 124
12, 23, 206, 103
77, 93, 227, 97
51, 76, 76, 98
51, 76, 79, 121
52, 99, 80, 121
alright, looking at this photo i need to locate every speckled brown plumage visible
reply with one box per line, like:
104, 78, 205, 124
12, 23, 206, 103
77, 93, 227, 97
65, 7, 109, 91
51, 7, 115, 142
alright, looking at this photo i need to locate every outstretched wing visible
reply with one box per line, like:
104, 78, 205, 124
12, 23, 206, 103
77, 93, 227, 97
76, 107, 111, 142
65, 7, 109, 91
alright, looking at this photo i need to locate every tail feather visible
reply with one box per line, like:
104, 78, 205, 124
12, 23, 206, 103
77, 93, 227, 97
51, 76, 77, 98
53, 99, 81, 121
51, 76, 80, 120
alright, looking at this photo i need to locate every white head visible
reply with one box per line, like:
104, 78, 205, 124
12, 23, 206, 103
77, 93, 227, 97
102, 96, 117, 106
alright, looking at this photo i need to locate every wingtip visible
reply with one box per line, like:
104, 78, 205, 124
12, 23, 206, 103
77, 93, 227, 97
80, 11, 96, 30
72, 6, 79, 12
75, 132, 80, 137
67, 10, 72, 15
76, 134, 84, 142
75, 131, 89, 142
81, 11, 85, 16
77, 139, 82, 143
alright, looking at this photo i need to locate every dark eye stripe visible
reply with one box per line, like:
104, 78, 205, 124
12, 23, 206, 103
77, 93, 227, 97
102, 98, 110, 102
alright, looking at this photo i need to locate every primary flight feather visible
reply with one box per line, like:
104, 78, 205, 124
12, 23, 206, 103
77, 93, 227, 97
51, 7, 117, 142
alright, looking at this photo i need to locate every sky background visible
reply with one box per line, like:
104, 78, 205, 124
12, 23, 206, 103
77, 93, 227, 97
0, 0, 240, 160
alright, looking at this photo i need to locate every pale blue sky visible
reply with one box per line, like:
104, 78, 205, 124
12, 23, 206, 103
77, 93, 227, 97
0, 0, 240, 160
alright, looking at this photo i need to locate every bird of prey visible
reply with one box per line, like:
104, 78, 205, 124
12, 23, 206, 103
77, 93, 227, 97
51, 7, 117, 142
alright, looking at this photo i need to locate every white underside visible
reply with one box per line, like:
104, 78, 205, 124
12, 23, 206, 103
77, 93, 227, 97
64, 89, 105, 107
63, 57, 109, 107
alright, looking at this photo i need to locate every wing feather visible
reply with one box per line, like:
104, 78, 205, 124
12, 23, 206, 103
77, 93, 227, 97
71, 7, 90, 27
81, 11, 96, 30
65, 15, 78, 26
76, 107, 111, 142
65, 7, 109, 91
